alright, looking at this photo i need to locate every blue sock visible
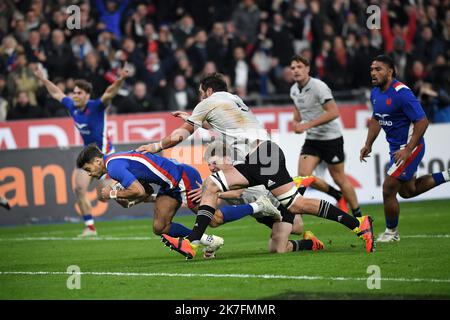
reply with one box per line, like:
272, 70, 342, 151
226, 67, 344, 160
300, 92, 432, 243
168, 222, 192, 237
221, 204, 254, 224
432, 172, 445, 185
386, 217, 398, 229
83, 214, 93, 222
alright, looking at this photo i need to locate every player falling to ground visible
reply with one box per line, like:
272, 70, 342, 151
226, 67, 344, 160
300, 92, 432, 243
360, 55, 450, 242
34, 64, 129, 237
289, 55, 360, 217
76, 144, 282, 258
188, 141, 325, 255
137, 73, 374, 259
0, 195, 10, 210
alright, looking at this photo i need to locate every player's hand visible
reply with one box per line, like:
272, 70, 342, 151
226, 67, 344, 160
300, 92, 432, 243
118, 62, 131, 79
136, 142, 162, 154
394, 148, 412, 166
172, 111, 190, 121
188, 181, 203, 204
360, 145, 372, 162
294, 122, 310, 134
101, 185, 113, 199
33, 66, 46, 80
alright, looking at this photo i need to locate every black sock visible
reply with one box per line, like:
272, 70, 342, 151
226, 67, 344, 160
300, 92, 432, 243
289, 239, 313, 251
327, 186, 342, 201
318, 200, 359, 230
187, 205, 215, 242
352, 207, 362, 218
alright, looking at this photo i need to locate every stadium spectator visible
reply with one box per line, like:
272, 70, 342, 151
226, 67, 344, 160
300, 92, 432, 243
324, 36, 355, 91
0, 0, 447, 124
380, 4, 417, 54
71, 32, 94, 61
95, 0, 130, 40
45, 29, 74, 79
186, 29, 209, 74
116, 81, 163, 114
7, 91, 43, 120
6, 53, 39, 106
413, 26, 445, 63
231, 0, 260, 45
165, 74, 197, 111
0, 75, 8, 121
229, 46, 250, 97
268, 13, 295, 68
24, 30, 47, 64
172, 14, 197, 49
206, 22, 229, 72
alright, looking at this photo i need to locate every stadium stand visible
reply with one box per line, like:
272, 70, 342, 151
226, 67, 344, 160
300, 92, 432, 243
0, 0, 448, 122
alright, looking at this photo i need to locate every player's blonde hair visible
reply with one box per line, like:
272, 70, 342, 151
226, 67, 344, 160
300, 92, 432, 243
204, 141, 233, 162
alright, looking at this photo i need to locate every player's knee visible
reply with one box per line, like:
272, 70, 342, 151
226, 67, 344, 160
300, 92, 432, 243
330, 172, 346, 186
289, 197, 311, 214
268, 238, 287, 253
398, 189, 413, 199
208, 220, 220, 228
291, 216, 304, 235
382, 179, 397, 196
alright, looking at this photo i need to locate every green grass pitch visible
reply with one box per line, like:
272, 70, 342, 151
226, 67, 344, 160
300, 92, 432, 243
1, 200, 449, 300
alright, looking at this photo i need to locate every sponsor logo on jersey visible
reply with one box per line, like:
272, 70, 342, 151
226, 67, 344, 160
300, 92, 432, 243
267, 179, 276, 187
374, 113, 393, 126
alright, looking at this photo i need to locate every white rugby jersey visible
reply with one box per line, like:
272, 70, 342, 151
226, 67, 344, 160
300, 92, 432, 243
187, 91, 270, 161
290, 77, 342, 140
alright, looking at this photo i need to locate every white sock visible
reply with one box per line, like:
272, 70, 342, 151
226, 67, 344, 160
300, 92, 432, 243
443, 170, 450, 182
250, 202, 262, 213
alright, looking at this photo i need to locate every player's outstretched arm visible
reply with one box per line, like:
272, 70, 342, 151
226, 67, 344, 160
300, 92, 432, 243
101, 62, 130, 105
360, 117, 381, 162
136, 121, 195, 154
34, 66, 66, 102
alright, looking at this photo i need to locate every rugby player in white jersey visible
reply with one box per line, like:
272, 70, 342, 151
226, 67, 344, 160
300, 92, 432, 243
137, 73, 375, 259
289, 54, 362, 218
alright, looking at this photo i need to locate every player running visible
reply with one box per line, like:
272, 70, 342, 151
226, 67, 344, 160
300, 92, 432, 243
34, 64, 129, 237
76, 144, 283, 257
289, 55, 359, 217
137, 73, 374, 259
360, 55, 450, 242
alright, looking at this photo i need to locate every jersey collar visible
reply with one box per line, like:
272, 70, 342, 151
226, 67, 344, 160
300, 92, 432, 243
296, 77, 311, 93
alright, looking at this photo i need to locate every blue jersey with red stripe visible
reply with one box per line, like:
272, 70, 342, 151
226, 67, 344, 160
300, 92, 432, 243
104, 151, 184, 190
61, 97, 113, 153
370, 79, 426, 154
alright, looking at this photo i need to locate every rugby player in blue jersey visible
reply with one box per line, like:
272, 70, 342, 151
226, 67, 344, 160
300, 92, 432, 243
34, 64, 130, 236
360, 55, 450, 242
76, 144, 282, 258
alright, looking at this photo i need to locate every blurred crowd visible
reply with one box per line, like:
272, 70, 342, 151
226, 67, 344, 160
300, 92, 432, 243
0, 0, 449, 122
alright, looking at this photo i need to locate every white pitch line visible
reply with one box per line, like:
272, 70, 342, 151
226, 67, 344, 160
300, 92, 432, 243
1, 234, 449, 241
402, 235, 450, 238
1, 271, 450, 284
0, 236, 157, 241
